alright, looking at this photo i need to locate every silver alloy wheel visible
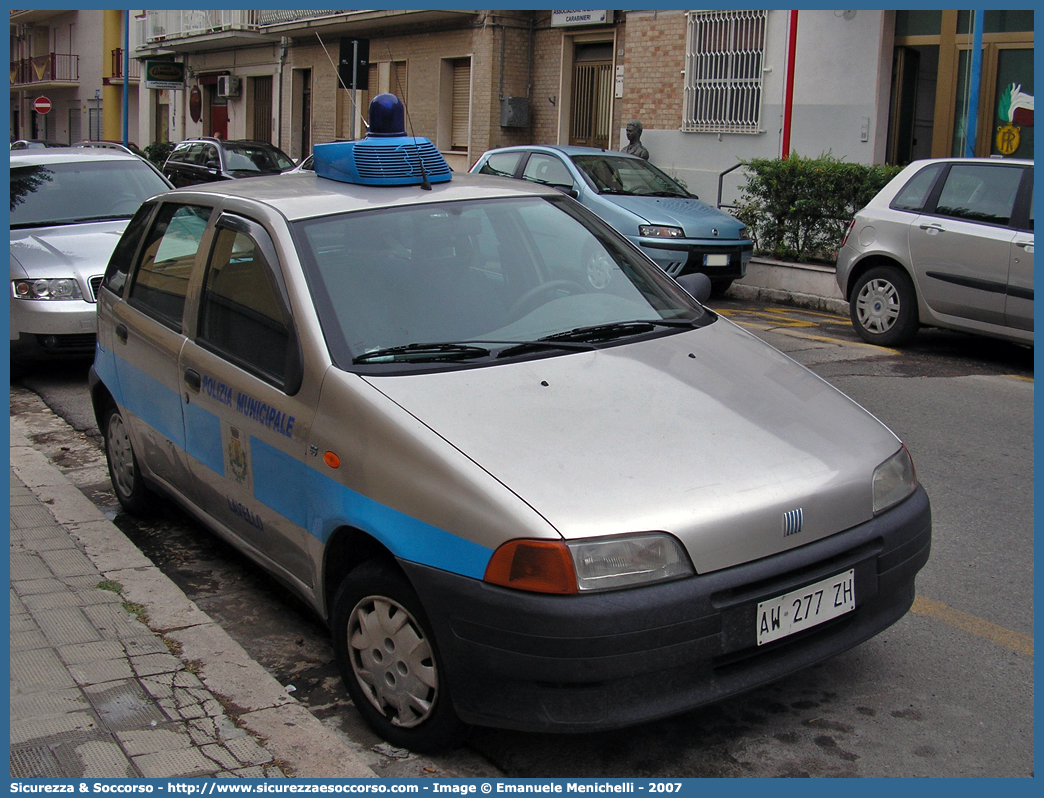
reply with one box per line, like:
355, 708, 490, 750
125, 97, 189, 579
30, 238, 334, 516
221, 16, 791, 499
855, 277, 901, 334
347, 595, 438, 728
106, 411, 136, 499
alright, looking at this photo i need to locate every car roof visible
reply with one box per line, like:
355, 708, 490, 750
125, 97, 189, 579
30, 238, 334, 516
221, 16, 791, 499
160, 171, 561, 221
9, 147, 148, 166
482, 144, 641, 160
906, 156, 1033, 168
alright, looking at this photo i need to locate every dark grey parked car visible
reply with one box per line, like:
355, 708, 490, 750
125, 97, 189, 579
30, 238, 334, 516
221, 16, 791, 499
836, 157, 1034, 347
162, 137, 295, 188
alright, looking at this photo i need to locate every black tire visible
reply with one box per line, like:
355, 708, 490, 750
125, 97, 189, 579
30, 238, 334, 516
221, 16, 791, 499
103, 404, 154, 515
331, 561, 466, 753
848, 265, 919, 346
709, 278, 734, 297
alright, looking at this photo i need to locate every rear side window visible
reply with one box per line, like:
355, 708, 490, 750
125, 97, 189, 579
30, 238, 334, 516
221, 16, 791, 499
198, 222, 294, 387
102, 202, 156, 297
478, 151, 522, 178
890, 163, 944, 212
128, 204, 212, 330
934, 164, 1024, 226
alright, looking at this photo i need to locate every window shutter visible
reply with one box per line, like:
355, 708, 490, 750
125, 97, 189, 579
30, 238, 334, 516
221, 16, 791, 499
451, 58, 471, 150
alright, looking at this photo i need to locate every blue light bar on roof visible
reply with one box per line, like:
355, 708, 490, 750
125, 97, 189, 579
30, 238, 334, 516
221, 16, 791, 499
313, 93, 452, 186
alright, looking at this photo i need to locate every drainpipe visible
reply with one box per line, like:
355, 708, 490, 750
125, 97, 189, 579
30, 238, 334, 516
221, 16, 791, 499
276, 38, 288, 151
964, 10, 984, 157
781, 10, 798, 159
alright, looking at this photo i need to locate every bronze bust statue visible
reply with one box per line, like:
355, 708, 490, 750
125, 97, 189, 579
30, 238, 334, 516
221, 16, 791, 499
622, 120, 649, 160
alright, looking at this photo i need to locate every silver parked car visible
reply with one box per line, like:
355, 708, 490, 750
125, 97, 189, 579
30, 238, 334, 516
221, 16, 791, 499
10, 148, 172, 362
91, 95, 930, 752
836, 157, 1034, 346
471, 145, 753, 295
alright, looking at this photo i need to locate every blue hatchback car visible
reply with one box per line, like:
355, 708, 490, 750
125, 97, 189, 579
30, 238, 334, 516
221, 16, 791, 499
472, 145, 753, 294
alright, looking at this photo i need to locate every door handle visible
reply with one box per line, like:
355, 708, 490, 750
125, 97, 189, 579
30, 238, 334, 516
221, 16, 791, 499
115, 323, 128, 344
1015, 241, 1033, 250
918, 223, 946, 233
184, 369, 201, 393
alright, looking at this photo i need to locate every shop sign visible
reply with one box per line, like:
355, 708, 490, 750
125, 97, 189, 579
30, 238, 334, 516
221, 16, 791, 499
145, 61, 185, 91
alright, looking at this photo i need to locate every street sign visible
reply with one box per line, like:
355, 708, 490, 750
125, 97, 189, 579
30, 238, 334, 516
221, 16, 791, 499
33, 96, 52, 114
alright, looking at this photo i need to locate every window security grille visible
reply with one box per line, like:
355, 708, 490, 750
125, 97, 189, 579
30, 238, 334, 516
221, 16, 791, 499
684, 10, 767, 134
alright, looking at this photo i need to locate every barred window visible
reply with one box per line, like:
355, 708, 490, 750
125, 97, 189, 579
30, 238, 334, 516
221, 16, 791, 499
683, 10, 767, 134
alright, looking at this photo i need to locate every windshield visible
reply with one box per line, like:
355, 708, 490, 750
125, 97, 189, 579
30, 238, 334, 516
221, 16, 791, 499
294, 196, 711, 370
223, 142, 295, 175
10, 160, 170, 227
571, 154, 690, 197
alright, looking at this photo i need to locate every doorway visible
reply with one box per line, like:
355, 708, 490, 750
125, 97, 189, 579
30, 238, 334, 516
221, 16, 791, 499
569, 42, 613, 149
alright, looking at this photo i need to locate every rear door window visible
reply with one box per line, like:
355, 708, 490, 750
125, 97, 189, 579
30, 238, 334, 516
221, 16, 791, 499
933, 163, 1024, 226
478, 151, 523, 178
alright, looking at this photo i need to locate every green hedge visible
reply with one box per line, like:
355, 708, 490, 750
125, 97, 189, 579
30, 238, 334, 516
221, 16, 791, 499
734, 155, 902, 263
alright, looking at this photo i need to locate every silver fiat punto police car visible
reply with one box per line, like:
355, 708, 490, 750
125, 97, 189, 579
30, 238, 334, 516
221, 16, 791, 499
91, 96, 930, 752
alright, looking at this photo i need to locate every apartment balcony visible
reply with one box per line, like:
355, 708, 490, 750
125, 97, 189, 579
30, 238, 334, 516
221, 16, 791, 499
9, 53, 79, 91
108, 48, 141, 84
10, 10, 68, 24
137, 10, 276, 53
257, 9, 481, 37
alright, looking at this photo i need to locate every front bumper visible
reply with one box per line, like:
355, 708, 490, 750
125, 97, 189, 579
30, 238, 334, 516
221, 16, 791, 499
402, 486, 930, 732
635, 238, 754, 280
10, 295, 100, 360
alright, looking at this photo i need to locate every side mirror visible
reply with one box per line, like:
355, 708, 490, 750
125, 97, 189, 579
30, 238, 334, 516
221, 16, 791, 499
675, 272, 712, 304
553, 185, 580, 200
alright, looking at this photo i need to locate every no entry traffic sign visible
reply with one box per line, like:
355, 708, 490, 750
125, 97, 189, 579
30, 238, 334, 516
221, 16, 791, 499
33, 96, 52, 114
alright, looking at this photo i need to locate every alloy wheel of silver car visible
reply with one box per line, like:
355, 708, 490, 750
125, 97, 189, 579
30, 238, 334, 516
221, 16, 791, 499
347, 594, 439, 728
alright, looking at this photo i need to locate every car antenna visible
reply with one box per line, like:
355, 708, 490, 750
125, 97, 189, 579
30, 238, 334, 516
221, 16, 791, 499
385, 43, 431, 190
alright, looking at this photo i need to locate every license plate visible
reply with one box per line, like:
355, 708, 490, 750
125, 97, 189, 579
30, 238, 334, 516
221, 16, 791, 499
756, 569, 855, 646
703, 253, 730, 267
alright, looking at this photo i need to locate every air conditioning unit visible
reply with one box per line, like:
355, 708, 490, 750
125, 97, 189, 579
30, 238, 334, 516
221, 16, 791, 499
217, 75, 241, 98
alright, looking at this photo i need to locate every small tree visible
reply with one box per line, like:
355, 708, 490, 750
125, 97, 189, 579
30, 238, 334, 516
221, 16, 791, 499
143, 140, 175, 169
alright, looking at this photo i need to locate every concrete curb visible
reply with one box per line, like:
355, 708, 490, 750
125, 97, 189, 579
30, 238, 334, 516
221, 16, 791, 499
10, 420, 378, 779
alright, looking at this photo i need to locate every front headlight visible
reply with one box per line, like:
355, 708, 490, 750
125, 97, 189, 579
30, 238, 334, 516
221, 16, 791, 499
639, 225, 685, 239
12, 278, 84, 300
872, 445, 918, 514
484, 533, 694, 594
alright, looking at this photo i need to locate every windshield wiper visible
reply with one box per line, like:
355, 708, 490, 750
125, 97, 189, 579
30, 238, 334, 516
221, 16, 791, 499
352, 342, 491, 364
540, 318, 700, 345
494, 339, 596, 359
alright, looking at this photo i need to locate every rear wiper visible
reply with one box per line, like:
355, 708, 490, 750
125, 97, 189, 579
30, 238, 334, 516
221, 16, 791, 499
352, 342, 491, 364
540, 318, 700, 344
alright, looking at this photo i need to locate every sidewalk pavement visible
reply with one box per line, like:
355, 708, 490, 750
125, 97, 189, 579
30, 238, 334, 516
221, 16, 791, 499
10, 421, 377, 779
729, 257, 848, 316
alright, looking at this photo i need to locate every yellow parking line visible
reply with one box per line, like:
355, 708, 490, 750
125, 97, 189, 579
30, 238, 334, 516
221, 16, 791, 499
912, 595, 1033, 657
725, 316, 901, 354
1004, 374, 1034, 383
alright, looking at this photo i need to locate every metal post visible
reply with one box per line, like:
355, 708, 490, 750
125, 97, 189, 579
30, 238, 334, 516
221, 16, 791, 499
122, 10, 129, 148
964, 10, 984, 158
352, 39, 359, 140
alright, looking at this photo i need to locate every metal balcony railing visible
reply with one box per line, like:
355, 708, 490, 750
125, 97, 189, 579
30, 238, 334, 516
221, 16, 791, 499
256, 10, 352, 26
111, 49, 141, 80
143, 10, 261, 43
9, 53, 79, 85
